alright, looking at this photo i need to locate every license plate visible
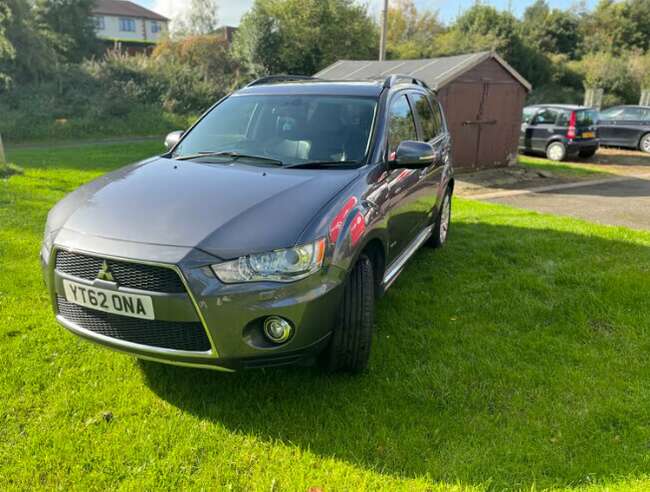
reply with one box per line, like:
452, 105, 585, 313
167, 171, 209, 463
63, 280, 155, 320
582, 132, 595, 138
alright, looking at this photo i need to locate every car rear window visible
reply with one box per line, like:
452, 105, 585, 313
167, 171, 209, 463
576, 110, 598, 126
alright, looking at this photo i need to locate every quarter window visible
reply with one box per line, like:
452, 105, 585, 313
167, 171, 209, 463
119, 18, 136, 32
388, 95, 418, 157
410, 93, 439, 142
622, 107, 646, 120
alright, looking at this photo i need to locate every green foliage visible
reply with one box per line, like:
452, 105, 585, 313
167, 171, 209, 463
386, 0, 442, 59
521, 0, 582, 59
33, 0, 100, 62
233, 0, 378, 76
581, 0, 650, 55
628, 50, 650, 89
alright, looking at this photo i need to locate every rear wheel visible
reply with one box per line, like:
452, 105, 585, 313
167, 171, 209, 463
322, 255, 374, 373
428, 188, 452, 249
546, 142, 567, 162
640, 133, 650, 154
579, 148, 597, 159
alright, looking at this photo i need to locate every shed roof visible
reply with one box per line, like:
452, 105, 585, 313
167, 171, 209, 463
93, 0, 169, 22
315, 51, 532, 92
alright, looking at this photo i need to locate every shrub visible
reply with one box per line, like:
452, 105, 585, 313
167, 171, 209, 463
0, 162, 23, 179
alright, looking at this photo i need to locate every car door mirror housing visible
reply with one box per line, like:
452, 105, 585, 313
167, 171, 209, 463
164, 130, 184, 150
389, 141, 435, 169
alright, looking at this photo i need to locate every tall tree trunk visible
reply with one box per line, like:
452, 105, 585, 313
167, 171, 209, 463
0, 133, 6, 164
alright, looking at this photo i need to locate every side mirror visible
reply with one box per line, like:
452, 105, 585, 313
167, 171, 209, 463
164, 130, 184, 150
389, 141, 435, 169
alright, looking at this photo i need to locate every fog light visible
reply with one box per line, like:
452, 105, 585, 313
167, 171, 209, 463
263, 316, 293, 343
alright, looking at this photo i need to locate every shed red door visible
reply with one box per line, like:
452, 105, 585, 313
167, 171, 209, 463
443, 80, 523, 169
443, 82, 483, 168
478, 82, 520, 167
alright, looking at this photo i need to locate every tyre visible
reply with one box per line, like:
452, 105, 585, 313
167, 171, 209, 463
546, 142, 567, 161
640, 133, 650, 154
579, 148, 597, 159
322, 255, 374, 373
427, 188, 452, 249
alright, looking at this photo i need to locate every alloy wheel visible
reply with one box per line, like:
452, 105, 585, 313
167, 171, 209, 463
439, 195, 451, 244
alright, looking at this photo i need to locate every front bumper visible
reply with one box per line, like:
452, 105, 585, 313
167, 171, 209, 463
42, 229, 344, 371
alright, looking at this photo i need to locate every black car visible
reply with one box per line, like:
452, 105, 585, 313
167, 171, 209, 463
597, 105, 650, 153
519, 104, 600, 161
41, 74, 454, 373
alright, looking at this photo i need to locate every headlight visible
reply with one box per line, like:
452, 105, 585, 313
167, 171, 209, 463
212, 238, 326, 283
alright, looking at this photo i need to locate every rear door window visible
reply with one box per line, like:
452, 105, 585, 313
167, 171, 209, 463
388, 94, 418, 156
533, 108, 560, 125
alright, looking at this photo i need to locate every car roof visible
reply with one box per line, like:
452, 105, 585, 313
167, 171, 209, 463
235, 80, 385, 97
526, 104, 595, 111
604, 105, 650, 110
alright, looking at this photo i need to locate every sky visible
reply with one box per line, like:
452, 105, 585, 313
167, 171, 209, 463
140, 0, 598, 27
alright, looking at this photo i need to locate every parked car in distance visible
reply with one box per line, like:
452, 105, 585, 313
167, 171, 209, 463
597, 105, 650, 153
41, 74, 454, 374
519, 104, 600, 161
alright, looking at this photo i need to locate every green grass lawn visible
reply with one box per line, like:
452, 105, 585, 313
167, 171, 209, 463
517, 154, 612, 179
2, 142, 650, 490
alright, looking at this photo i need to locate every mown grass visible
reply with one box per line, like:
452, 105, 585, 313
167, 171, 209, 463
2, 142, 650, 490
517, 154, 612, 179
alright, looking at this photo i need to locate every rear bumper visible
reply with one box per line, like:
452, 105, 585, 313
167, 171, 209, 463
566, 139, 600, 153
43, 232, 345, 371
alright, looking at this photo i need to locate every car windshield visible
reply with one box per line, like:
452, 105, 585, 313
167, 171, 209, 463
173, 94, 378, 166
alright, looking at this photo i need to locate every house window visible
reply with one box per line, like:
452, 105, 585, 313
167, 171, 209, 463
151, 21, 161, 33
119, 18, 136, 32
93, 16, 105, 30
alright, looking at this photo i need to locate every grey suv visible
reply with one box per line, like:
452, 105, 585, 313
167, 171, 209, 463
42, 75, 454, 373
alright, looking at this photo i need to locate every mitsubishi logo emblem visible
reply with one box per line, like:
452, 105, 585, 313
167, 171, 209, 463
97, 260, 115, 282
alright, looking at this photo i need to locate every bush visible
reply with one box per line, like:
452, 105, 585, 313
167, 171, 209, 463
0, 35, 242, 143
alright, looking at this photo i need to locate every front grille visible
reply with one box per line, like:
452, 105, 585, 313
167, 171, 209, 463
55, 250, 185, 293
57, 296, 211, 352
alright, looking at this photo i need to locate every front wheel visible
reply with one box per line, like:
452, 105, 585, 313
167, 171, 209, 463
640, 133, 650, 154
322, 255, 375, 373
546, 142, 567, 161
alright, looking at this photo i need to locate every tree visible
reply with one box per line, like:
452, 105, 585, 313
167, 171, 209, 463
33, 0, 99, 62
233, 0, 378, 76
173, 0, 219, 37
386, 0, 443, 59
521, 1, 582, 59
0, 3, 15, 87
581, 0, 650, 54
628, 51, 650, 90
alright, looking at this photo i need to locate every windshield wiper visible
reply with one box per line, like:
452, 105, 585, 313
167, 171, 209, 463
175, 151, 284, 166
284, 160, 361, 169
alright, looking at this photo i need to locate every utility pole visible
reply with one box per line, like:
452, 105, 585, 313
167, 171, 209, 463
379, 0, 388, 61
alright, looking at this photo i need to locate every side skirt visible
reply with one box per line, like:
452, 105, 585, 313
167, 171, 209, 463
382, 225, 433, 291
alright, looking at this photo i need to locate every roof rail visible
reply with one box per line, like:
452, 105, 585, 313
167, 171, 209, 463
383, 74, 429, 89
246, 75, 317, 87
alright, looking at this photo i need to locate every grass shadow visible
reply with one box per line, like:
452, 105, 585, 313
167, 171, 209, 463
141, 218, 650, 489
